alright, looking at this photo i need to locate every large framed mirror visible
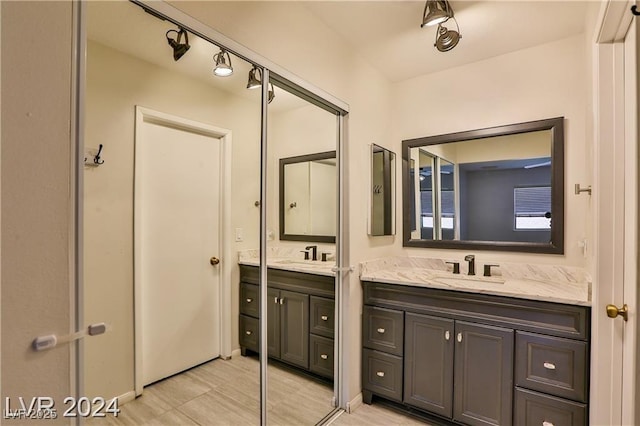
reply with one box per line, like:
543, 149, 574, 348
369, 144, 396, 236
279, 151, 337, 243
402, 117, 564, 254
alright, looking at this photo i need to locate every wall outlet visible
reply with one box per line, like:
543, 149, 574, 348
235, 228, 244, 242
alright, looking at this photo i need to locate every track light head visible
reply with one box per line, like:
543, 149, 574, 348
213, 49, 233, 77
166, 28, 190, 61
434, 23, 461, 52
422, 0, 453, 28
247, 66, 262, 90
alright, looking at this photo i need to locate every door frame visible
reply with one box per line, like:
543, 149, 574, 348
591, 1, 637, 424
133, 106, 233, 396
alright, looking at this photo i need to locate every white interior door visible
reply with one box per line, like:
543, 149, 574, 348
592, 2, 637, 424
135, 107, 222, 388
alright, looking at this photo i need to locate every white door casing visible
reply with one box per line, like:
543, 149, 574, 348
592, 1, 637, 424
134, 107, 232, 394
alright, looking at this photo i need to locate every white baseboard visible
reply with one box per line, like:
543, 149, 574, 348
346, 393, 363, 414
116, 390, 136, 406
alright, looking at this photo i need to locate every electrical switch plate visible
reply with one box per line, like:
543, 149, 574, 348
235, 228, 244, 242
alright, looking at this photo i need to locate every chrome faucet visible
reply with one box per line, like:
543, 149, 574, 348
305, 245, 318, 261
464, 254, 475, 275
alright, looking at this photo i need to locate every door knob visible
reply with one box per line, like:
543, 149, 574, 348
606, 303, 628, 321
210, 256, 220, 266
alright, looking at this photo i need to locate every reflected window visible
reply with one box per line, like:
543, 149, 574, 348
514, 186, 551, 230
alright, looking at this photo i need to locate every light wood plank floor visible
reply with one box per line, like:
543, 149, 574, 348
87, 355, 428, 425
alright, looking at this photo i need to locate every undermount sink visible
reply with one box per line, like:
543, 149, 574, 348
432, 274, 505, 286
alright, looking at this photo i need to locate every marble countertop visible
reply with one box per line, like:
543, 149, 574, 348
360, 257, 591, 307
238, 247, 336, 277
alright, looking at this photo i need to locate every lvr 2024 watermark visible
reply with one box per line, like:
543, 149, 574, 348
3, 396, 120, 420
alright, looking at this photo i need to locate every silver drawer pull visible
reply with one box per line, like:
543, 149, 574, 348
457, 332, 463, 343
321, 315, 329, 321
377, 328, 385, 334
245, 330, 252, 335
542, 421, 554, 426
376, 371, 385, 377
274, 296, 279, 304
320, 354, 328, 360
543, 362, 556, 370
246, 298, 253, 303
445, 330, 450, 341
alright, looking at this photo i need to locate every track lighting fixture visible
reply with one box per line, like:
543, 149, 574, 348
166, 28, 190, 61
246, 65, 275, 103
213, 49, 233, 77
421, 0, 461, 52
421, 0, 453, 27
434, 21, 461, 52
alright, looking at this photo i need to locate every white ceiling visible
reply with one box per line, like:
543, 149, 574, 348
304, 1, 589, 82
87, 1, 589, 102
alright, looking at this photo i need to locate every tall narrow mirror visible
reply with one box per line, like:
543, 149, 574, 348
84, 2, 261, 423
261, 75, 339, 424
370, 144, 396, 236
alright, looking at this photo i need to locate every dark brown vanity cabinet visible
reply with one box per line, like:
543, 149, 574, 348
239, 265, 335, 379
362, 281, 590, 426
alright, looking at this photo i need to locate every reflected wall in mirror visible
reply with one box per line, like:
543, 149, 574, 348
279, 151, 337, 243
403, 117, 564, 254
370, 144, 396, 236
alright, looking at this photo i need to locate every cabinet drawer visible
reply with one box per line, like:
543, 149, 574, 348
516, 332, 588, 402
310, 296, 334, 338
240, 282, 259, 318
363, 305, 404, 356
310, 334, 334, 379
362, 348, 403, 402
239, 314, 259, 352
515, 388, 587, 426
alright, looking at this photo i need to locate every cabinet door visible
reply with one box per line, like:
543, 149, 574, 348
267, 287, 280, 358
453, 321, 514, 426
279, 290, 309, 368
404, 313, 454, 418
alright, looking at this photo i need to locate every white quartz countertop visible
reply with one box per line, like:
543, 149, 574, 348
360, 257, 592, 307
238, 247, 336, 277
238, 257, 336, 277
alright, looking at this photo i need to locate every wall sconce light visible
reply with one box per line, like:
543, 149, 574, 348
421, 0, 461, 52
213, 48, 233, 76
246, 65, 275, 103
166, 28, 190, 61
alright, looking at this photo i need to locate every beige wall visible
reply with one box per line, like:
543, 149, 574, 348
84, 40, 262, 399
1, 0, 74, 415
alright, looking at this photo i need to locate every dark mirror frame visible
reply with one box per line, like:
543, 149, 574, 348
279, 151, 337, 243
402, 117, 564, 254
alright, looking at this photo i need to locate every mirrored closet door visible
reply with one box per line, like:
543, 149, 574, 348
83, 1, 261, 423
80, 0, 346, 425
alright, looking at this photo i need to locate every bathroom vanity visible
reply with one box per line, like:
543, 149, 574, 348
239, 264, 335, 379
360, 258, 591, 426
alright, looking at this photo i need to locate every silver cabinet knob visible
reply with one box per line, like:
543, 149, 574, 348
445, 330, 450, 341
246, 298, 253, 303
320, 354, 328, 360
376, 371, 385, 377
321, 315, 329, 321
543, 362, 556, 370
542, 422, 554, 426
245, 330, 252, 335
457, 332, 463, 343
377, 328, 385, 334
